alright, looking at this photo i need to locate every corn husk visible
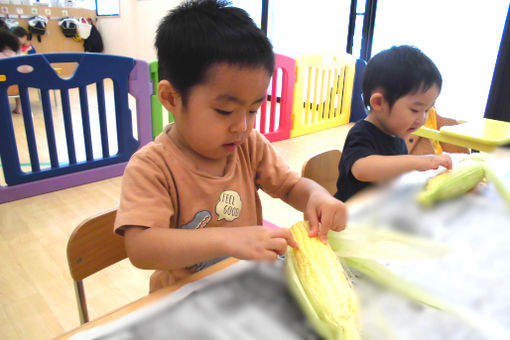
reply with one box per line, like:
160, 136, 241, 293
285, 221, 361, 340
417, 154, 510, 208
328, 224, 450, 261
343, 256, 510, 340
286, 221, 510, 340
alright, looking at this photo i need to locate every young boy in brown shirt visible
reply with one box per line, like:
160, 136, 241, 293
115, 0, 347, 292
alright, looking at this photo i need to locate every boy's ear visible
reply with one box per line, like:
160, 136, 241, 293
158, 80, 181, 113
369, 91, 386, 111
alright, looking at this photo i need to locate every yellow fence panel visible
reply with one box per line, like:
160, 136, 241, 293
291, 54, 356, 138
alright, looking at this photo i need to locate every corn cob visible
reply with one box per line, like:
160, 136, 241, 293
417, 160, 486, 207
285, 221, 361, 340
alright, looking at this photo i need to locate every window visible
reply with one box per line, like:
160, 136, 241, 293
95, 0, 120, 16
372, 0, 508, 121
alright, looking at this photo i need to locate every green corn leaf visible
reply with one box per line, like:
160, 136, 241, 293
343, 257, 510, 340
484, 164, 510, 209
328, 225, 450, 262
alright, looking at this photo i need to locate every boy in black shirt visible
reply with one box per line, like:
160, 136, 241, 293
335, 45, 452, 201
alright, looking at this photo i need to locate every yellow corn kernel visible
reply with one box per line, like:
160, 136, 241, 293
417, 160, 486, 207
286, 221, 360, 340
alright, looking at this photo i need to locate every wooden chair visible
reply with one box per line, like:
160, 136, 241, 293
66, 209, 127, 324
7, 85, 20, 113
301, 149, 342, 195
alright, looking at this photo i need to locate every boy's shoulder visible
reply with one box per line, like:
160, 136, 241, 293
130, 128, 176, 163
345, 119, 405, 152
246, 129, 269, 145
349, 119, 396, 139
239, 129, 272, 159
348, 119, 379, 137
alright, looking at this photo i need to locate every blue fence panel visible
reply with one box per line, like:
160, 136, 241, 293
0, 53, 138, 186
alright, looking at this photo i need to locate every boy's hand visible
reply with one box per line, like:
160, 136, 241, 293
304, 191, 347, 244
227, 226, 299, 261
417, 154, 452, 171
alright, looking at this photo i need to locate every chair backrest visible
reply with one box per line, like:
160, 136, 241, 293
301, 149, 342, 195
66, 209, 127, 324
7, 85, 19, 97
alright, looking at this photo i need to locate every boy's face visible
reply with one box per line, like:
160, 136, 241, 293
371, 84, 440, 139
165, 63, 271, 168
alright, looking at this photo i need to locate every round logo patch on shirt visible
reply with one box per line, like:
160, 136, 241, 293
216, 190, 242, 222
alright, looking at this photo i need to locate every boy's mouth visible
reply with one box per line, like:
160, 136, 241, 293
223, 142, 238, 152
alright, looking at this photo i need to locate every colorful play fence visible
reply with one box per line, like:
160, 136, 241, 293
0, 52, 360, 203
290, 53, 356, 137
0, 53, 152, 203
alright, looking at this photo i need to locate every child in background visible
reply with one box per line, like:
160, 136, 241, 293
334, 45, 452, 202
11, 26, 36, 55
0, 28, 19, 58
114, 0, 347, 293
0, 29, 22, 114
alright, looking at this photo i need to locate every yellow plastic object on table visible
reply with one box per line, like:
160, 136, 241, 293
414, 118, 510, 152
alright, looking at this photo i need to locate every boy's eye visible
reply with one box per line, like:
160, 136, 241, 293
410, 109, 419, 113
215, 109, 232, 115
249, 110, 258, 114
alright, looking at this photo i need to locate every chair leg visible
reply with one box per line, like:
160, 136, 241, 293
73, 280, 89, 324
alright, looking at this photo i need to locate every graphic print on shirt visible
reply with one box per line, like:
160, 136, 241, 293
216, 190, 242, 221
180, 209, 227, 273
180, 210, 212, 230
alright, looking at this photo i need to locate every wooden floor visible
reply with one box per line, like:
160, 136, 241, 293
0, 95, 352, 339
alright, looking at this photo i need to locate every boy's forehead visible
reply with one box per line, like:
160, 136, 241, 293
213, 93, 267, 105
405, 85, 440, 104
201, 63, 270, 96
205, 62, 270, 79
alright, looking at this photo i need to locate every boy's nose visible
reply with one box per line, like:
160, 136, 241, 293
231, 113, 248, 132
417, 111, 428, 125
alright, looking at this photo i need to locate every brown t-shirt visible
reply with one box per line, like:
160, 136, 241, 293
115, 125, 300, 291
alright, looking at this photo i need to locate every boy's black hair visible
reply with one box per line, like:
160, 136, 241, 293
155, 0, 275, 105
362, 45, 442, 110
0, 29, 20, 53
12, 26, 29, 38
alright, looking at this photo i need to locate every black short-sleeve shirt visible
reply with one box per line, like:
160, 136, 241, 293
334, 120, 408, 201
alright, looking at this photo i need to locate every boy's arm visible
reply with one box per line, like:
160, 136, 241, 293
352, 153, 452, 182
283, 177, 347, 243
123, 224, 298, 270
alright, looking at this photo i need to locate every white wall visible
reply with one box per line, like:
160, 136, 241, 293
92, 1, 508, 122
94, 0, 351, 62
96, 0, 181, 62
371, 0, 508, 122
268, 0, 351, 58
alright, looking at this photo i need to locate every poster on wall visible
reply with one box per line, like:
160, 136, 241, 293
95, 0, 120, 16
